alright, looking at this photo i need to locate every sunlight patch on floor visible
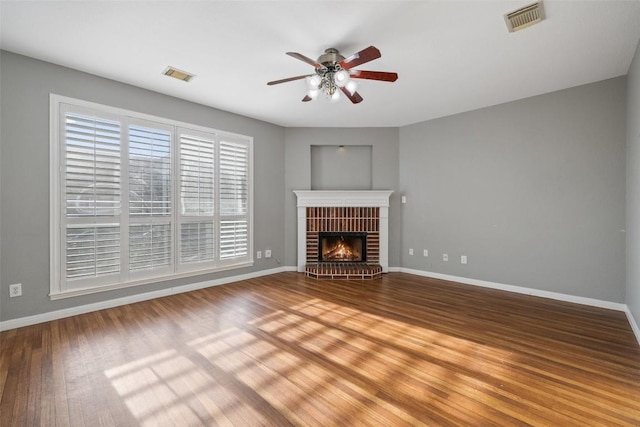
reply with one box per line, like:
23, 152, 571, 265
104, 339, 270, 426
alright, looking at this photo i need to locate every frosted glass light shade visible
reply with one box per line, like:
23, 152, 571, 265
345, 80, 358, 95
306, 75, 322, 88
334, 70, 350, 87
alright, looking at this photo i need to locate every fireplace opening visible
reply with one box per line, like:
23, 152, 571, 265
319, 232, 367, 262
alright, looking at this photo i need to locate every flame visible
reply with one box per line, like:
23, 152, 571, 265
323, 236, 361, 261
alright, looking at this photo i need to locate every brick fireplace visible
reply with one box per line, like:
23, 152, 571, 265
294, 191, 393, 279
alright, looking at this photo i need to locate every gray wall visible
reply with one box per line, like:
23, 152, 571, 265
310, 145, 372, 190
399, 77, 627, 302
0, 51, 286, 322
627, 40, 640, 322
284, 128, 400, 267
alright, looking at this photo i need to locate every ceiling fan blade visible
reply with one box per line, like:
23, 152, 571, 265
339, 46, 381, 70
267, 74, 312, 86
349, 70, 398, 82
302, 95, 312, 102
340, 87, 363, 104
286, 52, 322, 68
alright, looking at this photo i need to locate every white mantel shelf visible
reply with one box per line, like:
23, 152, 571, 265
293, 190, 393, 273
293, 190, 393, 207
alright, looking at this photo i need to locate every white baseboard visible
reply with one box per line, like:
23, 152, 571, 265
0, 266, 289, 332
624, 307, 640, 346
399, 268, 627, 311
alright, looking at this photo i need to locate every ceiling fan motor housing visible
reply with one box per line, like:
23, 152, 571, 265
317, 48, 345, 71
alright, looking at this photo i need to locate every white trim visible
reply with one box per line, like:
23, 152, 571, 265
0, 266, 287, 332
296, 205, 306, 272
49, 95, 62, 295
624, 307, 640, 346
50, 94, 251, 141
49, 261, 254, 300
293, 190, 393, 207
400, 268, 627, 311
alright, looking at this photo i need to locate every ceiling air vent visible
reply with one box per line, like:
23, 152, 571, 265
162, 66, 196, 82
505, 2, 545, 32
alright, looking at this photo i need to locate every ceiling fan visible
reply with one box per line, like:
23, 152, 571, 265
267, 46, 398, 104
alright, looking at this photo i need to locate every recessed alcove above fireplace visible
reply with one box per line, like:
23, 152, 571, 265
294, 190, 393, 279
310, 145, 372, 191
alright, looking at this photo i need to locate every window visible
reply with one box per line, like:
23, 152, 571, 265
50, 95, 253, 298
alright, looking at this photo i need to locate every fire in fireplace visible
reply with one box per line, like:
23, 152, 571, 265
319, 232, 367, 262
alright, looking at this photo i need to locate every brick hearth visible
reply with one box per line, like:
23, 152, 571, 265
305, 262, 382, 279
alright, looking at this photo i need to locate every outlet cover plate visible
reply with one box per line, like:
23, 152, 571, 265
9, 283, 22, 298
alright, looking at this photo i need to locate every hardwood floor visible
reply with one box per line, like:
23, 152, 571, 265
1, 272, 639, 426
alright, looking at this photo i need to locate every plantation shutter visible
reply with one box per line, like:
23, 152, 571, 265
220, 220, 248, 259
178, 131, 216, 266
63, 111, 122, 285
219, 139, 249, 259
52, 96, 253, 297
128, 123, 173, 274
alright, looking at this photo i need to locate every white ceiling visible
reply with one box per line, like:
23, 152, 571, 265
1, 1, 639, 128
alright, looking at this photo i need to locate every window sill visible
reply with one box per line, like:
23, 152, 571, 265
50, 261, 254, 300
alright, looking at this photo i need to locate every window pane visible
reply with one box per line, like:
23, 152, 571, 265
129, 223, 172, 271
180, 134, 214, 215
65, 113, 121, 217
180, 222, 215, 264
219, 220, 248, 259
219, 141, 248, 215
66, 225, 120, 279
129, 125, 172, 216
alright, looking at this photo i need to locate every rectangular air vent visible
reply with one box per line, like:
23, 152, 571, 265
162, 66, 196, 82
505, 2, 545, 32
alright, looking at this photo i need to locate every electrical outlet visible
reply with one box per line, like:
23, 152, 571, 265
9, 283, 22, 298
461, 255, 467, 264
401, 196, 407, 204
265, 249, 272, 258
443, 253, 448, 262
423, 249, 428, 257
409, 248, 413, 256
257, 251, 262, 259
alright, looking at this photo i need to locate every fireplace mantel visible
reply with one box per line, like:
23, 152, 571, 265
294, 190, 393, 273
293, 190, 393, 208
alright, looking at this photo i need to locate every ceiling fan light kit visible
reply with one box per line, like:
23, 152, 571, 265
267, 46, 398, 104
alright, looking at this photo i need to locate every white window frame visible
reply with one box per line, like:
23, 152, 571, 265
50, 94, 253, 299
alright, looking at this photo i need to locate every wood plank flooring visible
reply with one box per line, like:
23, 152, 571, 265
1, 272, 639, 426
